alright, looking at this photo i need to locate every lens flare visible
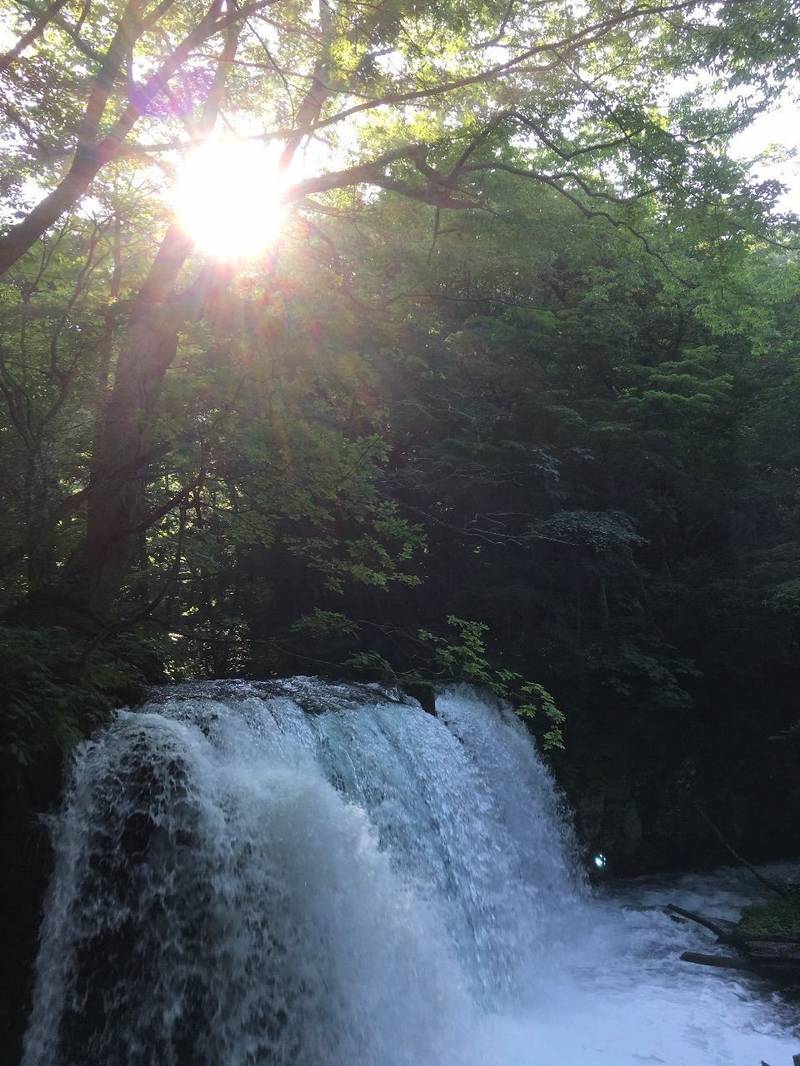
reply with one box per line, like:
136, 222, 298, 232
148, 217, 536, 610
173, 138, 288, 260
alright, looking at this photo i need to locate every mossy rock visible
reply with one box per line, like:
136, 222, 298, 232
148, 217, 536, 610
737, 888, 800, 938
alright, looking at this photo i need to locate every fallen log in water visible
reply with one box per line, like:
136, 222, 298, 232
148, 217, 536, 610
680, 951, 752, 971
666, 904, 737, 939
666, 903, 800, 984
744, 937, 800, 975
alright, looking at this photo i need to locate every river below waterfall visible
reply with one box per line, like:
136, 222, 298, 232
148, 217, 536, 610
21, 680, 799, 1066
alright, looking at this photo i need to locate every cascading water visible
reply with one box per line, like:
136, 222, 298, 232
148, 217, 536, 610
22, 680, 799, 1066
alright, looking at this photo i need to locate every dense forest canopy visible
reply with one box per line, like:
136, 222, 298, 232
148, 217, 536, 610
1, 0, 800, 792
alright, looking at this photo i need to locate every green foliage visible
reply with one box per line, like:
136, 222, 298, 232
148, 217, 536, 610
512, 682, 567, 753
0, 625, 150, 768
593, 640, 699, 710
419, 618, 565, 750
418, 617, 497, 687
344, 650, 396, 677
1, 0, 800, 773
292, 610, 361, 641
537, 511, 646, 553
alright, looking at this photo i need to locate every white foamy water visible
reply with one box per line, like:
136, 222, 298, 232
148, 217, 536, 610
22, 680, 799, 1066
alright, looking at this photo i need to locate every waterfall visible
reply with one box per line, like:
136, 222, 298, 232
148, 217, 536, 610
22, 680, 798, 1066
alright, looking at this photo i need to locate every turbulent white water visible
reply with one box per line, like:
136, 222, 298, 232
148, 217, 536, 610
22, 680, 799, 1066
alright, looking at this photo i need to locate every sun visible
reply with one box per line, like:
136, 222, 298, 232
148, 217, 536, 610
173, 138, 288, 261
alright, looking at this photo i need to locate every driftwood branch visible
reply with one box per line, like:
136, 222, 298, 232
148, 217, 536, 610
665, 904, 736, 939
692, 804, 789, 899
680, 951, 751, 971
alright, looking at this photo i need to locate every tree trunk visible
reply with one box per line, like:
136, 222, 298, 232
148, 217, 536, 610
66, 246, 226, 618
73, 305, 179, 616
49, 17, 240, 620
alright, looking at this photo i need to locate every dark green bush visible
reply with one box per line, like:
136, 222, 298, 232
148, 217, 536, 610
0, 626, 153, 768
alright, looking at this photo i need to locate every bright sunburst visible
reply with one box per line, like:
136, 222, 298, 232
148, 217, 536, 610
173, 138, 288, 260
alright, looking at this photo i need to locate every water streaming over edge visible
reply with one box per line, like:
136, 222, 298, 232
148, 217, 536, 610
21, 680, 799, 1066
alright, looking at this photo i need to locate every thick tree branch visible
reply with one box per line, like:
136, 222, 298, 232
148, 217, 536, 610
0, 0, 703, 278
0, 0, 274, 276
0, 0, 71, 74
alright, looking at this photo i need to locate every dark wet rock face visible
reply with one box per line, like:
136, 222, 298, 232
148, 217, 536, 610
55, 738, 200, 1064
0, 748, 61, 1066
560, 697, 800, 876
